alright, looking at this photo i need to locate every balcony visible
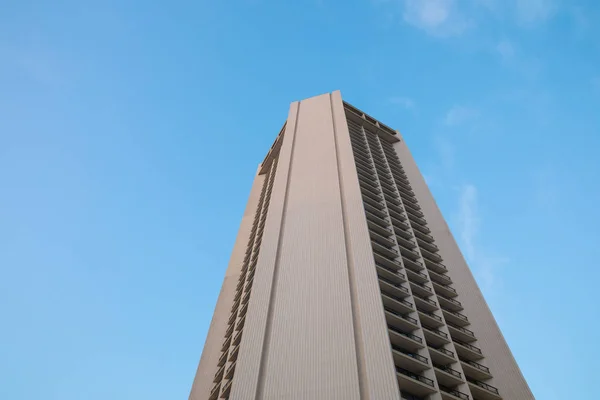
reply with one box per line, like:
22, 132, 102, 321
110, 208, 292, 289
395, 225, 412, 240
435, 365, 464, 387
417, 237, 439, 253
407, 214, 428, 229
411, 222, 431, 235
225, 361, 236, 380
454, 340, 483, 361
224, 322, 235, 340
218, 348, 228, 367
368, 219, 393, 237
214, 364, 225, 383
228, 343, 240, 362
447, 322, 476, 343
442, 309, 470, 327
406, 268, 429, 284
396, 182, 416, 197
221, 335, 232, 352
379, 277, 410, 301
385, 307, 420, 332
391, 344, 429, 373
403, 256, 424, 272
433, 281, 458, 299
232, 330, 242, 346
364, 202, 387, 219
424, 258, 448, 274
372, 240, 399, 260
418, 310, 444, 328
365, 209, 389, 229
410, 281, 433, 298
429, 269, 452, 285
403, 197, 422, 212
396, 234, 416, 249
388, 207, 406, 223
362, 192, 383, 209
388, 324, 424, 352
209, 383, 221, 400
391, 215, 411, 231
361, 180, 383, 197
377, 265, 407, 285
370, 230, 396, 248
395, 367, 437, 397
421, 247, 443, 263
467, 378, 501, 400
422, 325, 450, 346
409, 227, 432, 243
392, 217, 412, 231
361, 186, 383, 203
428, 346, 456, 365
437, 293, 463, 312
413, 294, 438, 313
220, 378, 232, 399
460, 360, 493, 381
382, 293, 414, 315
405, 204, 425, 219
236, 315, 246, 332
440, 386, 470, 400
374, 252, 402, 272
399, 243, 421, 261
401, 391, 426, 400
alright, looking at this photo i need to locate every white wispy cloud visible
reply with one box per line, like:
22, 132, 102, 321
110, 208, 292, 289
444, 105, 479, 126
457, 184, 507, 290
402, 0, 470, 37
390, 96, 416, 110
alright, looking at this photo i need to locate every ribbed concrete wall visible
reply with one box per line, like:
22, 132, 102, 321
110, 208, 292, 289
392, 136, 535, 399
258, 93, 360, 399
188, 168, 265, 400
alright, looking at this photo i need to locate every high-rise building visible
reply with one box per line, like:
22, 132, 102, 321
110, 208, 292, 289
190, 91, 533, 400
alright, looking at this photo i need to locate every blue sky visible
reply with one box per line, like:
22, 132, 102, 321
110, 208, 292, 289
1, 0, 599, 399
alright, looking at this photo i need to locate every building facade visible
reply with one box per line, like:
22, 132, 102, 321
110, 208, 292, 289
189, 91, 534, 400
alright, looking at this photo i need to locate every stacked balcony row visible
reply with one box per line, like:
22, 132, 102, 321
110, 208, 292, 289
209, 156, 279, 400
379, 140, 501, 400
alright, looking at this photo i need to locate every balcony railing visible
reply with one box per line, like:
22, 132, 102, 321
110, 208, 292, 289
384, 306, 418, 325
429, 270, 452, 285
447, 322, 475, 337
419, 310, 443, 322
396, 367, 435, 387
388, 324, 423, 343
413, 293, 437, 307
435, 283, 457, 295
439, 386, 470, 400
436, 365, 462, 379
392, 344, 429, 364
378, 274, 409, 292
429, 346, 455, 358
384, 293, 414, 309
454, 340, 482, 355
423, 326, 448, 339
411, 281, 433, 293
444, 309, 469, 322
462, 359, 490, 374
468, 378, 500, 395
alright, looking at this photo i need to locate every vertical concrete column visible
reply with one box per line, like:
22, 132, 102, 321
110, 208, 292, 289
330, 91, 401, 400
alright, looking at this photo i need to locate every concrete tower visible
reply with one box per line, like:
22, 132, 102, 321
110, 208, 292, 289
189, 91, 533, 400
